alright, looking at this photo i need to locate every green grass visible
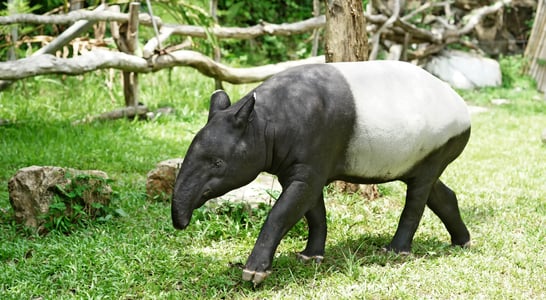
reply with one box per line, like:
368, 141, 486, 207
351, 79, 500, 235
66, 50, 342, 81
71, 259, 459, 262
1, 58, 545, 299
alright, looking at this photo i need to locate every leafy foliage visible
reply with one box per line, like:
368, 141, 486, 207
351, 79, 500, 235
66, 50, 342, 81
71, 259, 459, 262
39, 173, 124, 235
216, 0, 316, 64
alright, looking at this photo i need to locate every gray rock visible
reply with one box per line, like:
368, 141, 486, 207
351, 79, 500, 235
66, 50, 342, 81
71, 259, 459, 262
8, 166, 111, 229
425, 50, 502, 89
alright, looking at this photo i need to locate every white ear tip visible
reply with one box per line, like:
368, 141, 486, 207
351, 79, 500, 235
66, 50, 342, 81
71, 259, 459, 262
253, 92, 257, 100
212, 89, 225, 95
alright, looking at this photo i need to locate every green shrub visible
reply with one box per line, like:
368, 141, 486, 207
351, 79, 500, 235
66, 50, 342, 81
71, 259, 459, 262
39, 173, 125, 235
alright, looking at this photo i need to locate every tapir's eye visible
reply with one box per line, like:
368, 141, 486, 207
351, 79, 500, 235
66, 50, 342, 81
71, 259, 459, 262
212, 159, 224, 169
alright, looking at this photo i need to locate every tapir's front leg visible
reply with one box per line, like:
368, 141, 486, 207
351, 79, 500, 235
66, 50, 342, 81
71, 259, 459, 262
242, 180, 323, 285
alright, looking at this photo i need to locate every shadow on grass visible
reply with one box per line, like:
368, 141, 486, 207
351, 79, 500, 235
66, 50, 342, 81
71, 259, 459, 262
199, 232, 471, 291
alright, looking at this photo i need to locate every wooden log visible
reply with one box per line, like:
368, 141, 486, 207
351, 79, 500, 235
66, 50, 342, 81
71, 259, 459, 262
0, 5, 105, 91
0, 8, 161, 26
0, 49, 325, 84
525, 0, 546, 92
143, 26, 175, 58
210, 0, 223, 90
163, 16, 326, 40
75, 105, 149, 124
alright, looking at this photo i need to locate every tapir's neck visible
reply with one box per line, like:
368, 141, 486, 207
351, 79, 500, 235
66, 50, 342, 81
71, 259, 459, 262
253, 105, 293, 178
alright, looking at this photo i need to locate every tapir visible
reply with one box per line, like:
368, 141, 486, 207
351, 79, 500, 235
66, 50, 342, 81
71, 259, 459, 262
171, 60, 471, 285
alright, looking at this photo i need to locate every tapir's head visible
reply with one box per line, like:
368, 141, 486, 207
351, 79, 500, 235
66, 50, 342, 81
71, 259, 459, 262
172, 90, 263, 230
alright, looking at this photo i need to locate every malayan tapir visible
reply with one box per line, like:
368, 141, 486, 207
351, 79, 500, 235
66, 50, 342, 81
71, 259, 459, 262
171, 60, 471, 285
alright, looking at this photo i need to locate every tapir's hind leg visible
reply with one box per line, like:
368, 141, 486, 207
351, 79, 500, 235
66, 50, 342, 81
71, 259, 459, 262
427, 180, 471, 247
387, 179, 436, 253
297, 193, 327, 263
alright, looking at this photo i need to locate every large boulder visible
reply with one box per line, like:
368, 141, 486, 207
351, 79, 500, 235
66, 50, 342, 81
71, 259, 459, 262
146, 158, 281, 206
424, 50, 502, 89
146, 158, 184, 201
8, 166, 112, 229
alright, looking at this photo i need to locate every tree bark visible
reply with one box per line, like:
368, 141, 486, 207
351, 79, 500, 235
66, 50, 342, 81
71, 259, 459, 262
210, 0, 223, 90
324, 0, 368, 62
524, 0, 546, 93
121, 3, 140, 107
324, 0, 378, 200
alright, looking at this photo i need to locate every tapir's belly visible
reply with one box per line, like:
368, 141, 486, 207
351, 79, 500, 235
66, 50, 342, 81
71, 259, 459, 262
332, 61, 471, 180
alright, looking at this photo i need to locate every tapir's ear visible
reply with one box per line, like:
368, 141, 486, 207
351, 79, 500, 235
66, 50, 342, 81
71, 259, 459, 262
233, 92, 256, 128
208, 90, 231, 121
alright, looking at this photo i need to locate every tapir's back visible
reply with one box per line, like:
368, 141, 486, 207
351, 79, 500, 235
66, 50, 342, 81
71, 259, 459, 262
329, 61, 471, 180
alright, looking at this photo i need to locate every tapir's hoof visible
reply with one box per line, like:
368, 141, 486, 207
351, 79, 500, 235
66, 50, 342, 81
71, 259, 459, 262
455, 240, 472, 248
242, 269, 271, 286
296, 253, 324, 264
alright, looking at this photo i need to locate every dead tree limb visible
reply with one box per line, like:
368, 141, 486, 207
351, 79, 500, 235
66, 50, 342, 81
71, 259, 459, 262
75, 105, 149, 124
369, 0, 400, 60
0, 49, 325, 84
0, 7, 161, 26
164, 15, 326, 40
451, 0, 512, 37
0, 5, 105, 90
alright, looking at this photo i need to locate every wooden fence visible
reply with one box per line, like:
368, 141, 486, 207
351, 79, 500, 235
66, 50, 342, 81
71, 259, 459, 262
0, 0, 519, 105
525, 0, 546, 93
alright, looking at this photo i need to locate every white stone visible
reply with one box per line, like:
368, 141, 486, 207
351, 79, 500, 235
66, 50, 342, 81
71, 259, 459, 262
425, 50, 502, 89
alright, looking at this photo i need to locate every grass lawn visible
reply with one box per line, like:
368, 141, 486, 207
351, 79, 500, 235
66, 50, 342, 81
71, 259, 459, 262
1, 58, 545, 299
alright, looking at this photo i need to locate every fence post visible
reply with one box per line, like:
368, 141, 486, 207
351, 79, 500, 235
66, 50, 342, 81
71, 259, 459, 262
524, 0, 546, 93
122, 2, 140, 107
210, 0, 223, 90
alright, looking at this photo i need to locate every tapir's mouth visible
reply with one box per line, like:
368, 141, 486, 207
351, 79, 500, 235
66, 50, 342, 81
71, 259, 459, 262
172, 211, 192, 230
172, 192, 210, 230
171, 199, 194, 230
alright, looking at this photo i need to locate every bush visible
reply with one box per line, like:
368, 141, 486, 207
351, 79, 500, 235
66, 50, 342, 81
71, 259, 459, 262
39, 173, 124, 235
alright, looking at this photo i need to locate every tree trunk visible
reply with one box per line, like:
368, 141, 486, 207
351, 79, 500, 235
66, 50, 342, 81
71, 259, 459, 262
324, 0, 379, 200
524, 0, 546, 93
121, 2, 140, 107
324, 0, 368, 62
210, 0, 223, 90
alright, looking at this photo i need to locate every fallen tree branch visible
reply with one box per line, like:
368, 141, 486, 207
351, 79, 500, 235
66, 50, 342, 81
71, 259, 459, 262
443, 0, 512, 42
165, 15, 326, 40
0, 10, 324, 40
0, 5, 105, 91
76, 105, 149, 123
0, 49, 325, 84
370, 0, 400, 60
0, 8, 161, 26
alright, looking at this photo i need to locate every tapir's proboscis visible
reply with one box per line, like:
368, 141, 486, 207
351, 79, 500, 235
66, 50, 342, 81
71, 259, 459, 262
171, 61, 471, 285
